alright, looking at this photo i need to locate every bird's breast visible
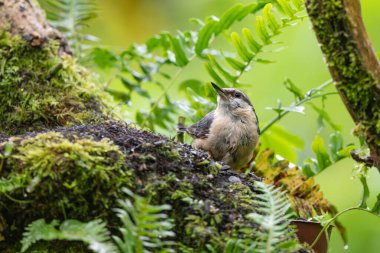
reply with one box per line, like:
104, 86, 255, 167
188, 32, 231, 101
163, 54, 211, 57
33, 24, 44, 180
205, 114, 259, 162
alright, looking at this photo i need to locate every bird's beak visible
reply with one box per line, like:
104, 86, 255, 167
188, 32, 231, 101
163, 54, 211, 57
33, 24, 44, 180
211, 82, 227, 100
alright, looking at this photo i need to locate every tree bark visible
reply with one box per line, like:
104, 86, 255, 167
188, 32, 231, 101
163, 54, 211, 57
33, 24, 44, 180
306, 0, 380, 170
0, 0, 71, 54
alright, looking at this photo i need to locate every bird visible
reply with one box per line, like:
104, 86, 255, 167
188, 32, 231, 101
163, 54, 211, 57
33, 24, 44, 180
181, 82, 260, 170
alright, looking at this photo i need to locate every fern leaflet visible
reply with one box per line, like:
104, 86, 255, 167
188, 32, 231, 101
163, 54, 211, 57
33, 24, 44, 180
246, 181, 298, 253
21, 219, 117, 253
38, 0, 98, 57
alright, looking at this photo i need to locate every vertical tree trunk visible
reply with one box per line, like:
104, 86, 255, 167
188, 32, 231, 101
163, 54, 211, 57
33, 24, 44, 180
305, 0, 380, 170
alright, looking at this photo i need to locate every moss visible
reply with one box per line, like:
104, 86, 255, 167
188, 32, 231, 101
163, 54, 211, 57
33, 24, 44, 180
306, 0, 380, 149
0, 131, 132, 245
0, 32, 117, 135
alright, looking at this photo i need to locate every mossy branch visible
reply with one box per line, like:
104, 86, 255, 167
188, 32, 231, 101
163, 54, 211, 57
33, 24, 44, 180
305, 0, 380, 170
0, 0, 71, 54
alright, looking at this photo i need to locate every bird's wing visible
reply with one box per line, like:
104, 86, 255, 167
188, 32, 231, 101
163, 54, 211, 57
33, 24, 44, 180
187, 111, 215, 139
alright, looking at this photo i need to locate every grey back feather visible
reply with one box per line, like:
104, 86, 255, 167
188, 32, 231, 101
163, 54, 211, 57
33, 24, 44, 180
187, 111, 215, 139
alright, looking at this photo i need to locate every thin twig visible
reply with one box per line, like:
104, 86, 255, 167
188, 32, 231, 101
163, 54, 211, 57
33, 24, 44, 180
261, 80, 335, 134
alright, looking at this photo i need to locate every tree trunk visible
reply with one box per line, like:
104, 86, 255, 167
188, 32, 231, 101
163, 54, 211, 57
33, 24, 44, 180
305, 0, 380, 170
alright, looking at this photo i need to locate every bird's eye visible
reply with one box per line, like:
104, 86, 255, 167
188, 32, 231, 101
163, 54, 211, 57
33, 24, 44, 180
234, 92, 241, 98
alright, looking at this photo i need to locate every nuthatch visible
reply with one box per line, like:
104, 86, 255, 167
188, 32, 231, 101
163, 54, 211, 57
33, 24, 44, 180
182, 82, 260, 170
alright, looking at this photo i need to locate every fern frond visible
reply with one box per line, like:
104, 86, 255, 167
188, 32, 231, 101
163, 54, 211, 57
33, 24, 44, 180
113, 188, 175, 253
246, 181, 298, 253
38, 0, 98, 56
207, 1, 306, 87
21, 219, 117, 253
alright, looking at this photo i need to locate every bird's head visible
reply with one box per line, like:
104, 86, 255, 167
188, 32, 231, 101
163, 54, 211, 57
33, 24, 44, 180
211, 82, 254, 115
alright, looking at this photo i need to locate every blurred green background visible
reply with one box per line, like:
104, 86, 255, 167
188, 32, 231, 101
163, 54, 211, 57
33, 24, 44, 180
88, 1, 380, 252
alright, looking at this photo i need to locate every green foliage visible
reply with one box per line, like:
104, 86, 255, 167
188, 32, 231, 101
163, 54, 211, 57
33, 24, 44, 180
113, 188, 175, 253
38, 0, 98, 57
21, 219, 116, 253
301, 132, 355, 177
224, 181, 299, 253
90, 1, 307, 132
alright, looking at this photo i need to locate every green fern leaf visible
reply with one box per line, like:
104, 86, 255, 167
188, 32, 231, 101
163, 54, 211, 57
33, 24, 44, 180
21, 219, 117, 253
256, 16, 271, 44
276, 0, 297, 18
207, 54, 237, 83
195, 3, 267, 55
113, 188, 175, 253
225, 56, 246, 71
242, 28, 262, 54
205, 62, 228, 87
166, 34, 190, 67
38, 0, 98, 56
231, 32, 254, 62
291, 0, 305, 10
246, 181, 298, 253
263, 4, 280, 34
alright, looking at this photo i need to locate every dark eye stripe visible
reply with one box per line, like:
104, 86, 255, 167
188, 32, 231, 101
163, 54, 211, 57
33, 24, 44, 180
241, 94, 252, 107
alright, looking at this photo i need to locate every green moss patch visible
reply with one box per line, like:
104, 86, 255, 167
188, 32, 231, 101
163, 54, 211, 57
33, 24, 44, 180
0, 32, 116, 134
0, 129, 132, 249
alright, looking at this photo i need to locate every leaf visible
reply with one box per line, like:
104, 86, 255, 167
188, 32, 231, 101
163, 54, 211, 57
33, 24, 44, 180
178, 79, 203, 93
266, 104, 305, 115
195, 20, 219, 56
231, 32, 254, 62
311, 136, 332, 171
21, 219, 117, 253
225, 56, 246, 71
284, 79, 303, 100
337, 145, 356, 157
39, 0, 98, 57
301, 158, 318, 178
195, 3, 266, 55
328, 132, 343, 161
260, 124, 304, 162
242, 28, 262, 54
224, 239, 243, 253
311, 104, 342, 131
371, 193, 380, 215
113, 188, 175, 252
245, 181, 297, 252
105, 88, 131, 103
359, 175, 369, 209
120, 77, 150, 99
205, 62, 228, 87
256, 15, 271, 44
207, 53, 236, 83
166, 34, 189, 67
277, 0, 297, 18
263, 3, 280, 34
90, 48, 118, 69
